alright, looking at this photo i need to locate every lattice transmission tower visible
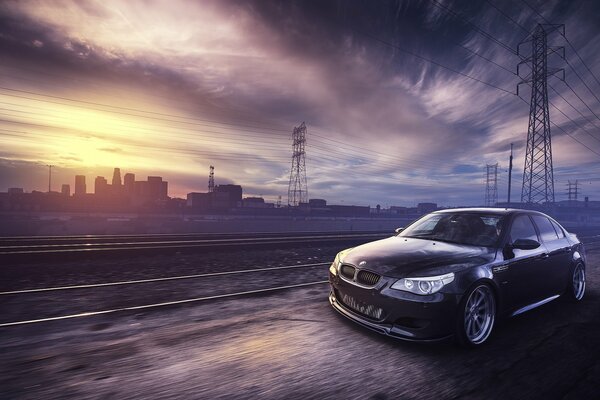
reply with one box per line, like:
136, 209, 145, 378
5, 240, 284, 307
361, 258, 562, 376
287, 122, 308, 206
517, 24, 564, 204
566, 180, 579, 203
208, 165, 215, 193
485, 163, 498, 207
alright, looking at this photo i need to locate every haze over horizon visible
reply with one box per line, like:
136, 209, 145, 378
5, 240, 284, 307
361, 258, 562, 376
0, 0, 599, 207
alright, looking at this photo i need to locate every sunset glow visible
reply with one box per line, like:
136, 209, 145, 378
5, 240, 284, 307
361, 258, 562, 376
1, 0, 599, 204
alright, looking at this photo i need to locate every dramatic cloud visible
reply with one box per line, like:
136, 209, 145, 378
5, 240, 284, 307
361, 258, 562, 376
0, 0, 598, 206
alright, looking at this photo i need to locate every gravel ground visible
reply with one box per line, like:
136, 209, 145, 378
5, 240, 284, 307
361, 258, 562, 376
0, 243, 598, 399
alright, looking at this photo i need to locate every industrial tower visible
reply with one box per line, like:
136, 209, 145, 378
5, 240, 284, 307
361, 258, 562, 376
287, 122, 308, 206
208, 165, 215, 193
518, 24, 564, 204
485, 163, 498, 207
566, 180, 579, 203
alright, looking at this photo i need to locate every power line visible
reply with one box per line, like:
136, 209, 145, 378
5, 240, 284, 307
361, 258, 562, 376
478, 2, 600, 157
547, 85, 600, 139
427, 0, 518, 55
351, 28, 515, 94
563, 58, 600, 106
517, 94, 600, 157
519, 0, 600, 88
562, 34, 600, 90
485, 0, 530, 35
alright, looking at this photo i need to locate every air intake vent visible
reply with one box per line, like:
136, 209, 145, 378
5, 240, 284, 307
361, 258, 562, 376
357, 270, 381, 286
340, 264, 356, 280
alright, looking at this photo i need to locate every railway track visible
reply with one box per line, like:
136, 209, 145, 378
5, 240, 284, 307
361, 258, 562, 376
0, 259, 332, 328
0, 231, 390, 256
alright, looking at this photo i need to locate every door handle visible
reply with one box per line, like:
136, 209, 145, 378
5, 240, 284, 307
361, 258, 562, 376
538, 253, 549, 259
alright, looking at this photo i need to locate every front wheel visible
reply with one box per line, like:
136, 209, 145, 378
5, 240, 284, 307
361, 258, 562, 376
566, 263, 586, 302
456, 284, 496, 347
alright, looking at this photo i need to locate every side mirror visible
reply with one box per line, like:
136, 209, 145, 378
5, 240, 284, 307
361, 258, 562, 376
510, 238, 541, 250
395, 227, 404, 234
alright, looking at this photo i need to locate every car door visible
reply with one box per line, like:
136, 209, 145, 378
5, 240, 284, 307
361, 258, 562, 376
531, 215, 572, 295
504, 214, 548, 311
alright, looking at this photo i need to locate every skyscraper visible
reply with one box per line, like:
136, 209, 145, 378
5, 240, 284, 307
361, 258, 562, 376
75, 175, 86, 195
124, 173, 135, 195
95, 176, 108, 196
112, 168, 122, 187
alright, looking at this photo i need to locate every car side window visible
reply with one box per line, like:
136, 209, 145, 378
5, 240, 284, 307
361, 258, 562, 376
549, 219, 565, 238
509, 215, 538, 243
532, 215, 559, 242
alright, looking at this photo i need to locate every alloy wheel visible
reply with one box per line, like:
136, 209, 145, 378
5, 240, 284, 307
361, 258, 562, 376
572, 264, 586, 301
463, 285, 495, 345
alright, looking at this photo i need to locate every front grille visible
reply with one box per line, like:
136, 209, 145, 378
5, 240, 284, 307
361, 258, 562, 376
357, 270, 381, 286
340, 264, 356, 280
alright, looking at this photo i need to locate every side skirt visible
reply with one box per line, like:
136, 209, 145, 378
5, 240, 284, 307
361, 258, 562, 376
510, 294, 561, 317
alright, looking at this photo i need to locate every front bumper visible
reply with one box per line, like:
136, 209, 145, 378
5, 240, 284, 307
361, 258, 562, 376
329, 272, 459, 342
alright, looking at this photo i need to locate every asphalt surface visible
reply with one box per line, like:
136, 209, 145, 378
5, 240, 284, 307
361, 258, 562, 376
0, 241, 599, 399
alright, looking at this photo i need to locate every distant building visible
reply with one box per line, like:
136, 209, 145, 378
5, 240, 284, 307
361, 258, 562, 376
187, 192, 210, 209
215, 185, 242, 204
123, 173, 135, 195
417, 202, 438, 214
308, 199, 327, 208
61, 184, 70, 196
146, 176, 168, 200
74, 175, 86, 195
112, 168, 122, 187
390, 206, 409, 215
242, 197, 266, 208
95, 176, 108, 196
7, 188, 24, 195
133, 176, 168, 205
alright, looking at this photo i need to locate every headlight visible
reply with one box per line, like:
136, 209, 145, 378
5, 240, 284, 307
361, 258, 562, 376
390, 273, 454, 295
329, 253, 341, 276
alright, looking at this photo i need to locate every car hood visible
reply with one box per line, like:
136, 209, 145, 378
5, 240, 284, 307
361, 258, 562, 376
340, 236, 496, 278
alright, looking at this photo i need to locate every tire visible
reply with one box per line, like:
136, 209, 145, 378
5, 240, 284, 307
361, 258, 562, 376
456, 283, 496, 347
566, 263, 586, 302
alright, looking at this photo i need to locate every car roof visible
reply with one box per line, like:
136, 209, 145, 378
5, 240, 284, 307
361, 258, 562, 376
432, 207, 550, 217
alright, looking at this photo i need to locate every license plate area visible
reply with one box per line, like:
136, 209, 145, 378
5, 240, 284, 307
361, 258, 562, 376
338, 290, 384, 320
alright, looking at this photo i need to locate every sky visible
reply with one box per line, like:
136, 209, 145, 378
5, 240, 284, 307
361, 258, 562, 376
0, 0, 599, 207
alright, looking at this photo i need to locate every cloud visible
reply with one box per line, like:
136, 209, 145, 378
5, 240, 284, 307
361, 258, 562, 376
0, 0, 599, 205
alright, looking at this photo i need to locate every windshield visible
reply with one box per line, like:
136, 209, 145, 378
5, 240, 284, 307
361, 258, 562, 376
399, 213, 505, 247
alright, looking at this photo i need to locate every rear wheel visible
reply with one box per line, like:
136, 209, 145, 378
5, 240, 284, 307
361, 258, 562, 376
566, 263, 585, 301
456, 284, 496, 347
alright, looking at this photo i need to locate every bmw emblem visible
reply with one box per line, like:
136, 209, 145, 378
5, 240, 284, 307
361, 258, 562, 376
359, 261, 367, 266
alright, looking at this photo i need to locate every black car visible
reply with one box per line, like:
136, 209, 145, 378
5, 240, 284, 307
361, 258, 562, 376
328, 208, 586, 346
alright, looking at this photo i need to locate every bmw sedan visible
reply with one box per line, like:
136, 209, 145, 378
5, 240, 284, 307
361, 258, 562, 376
328, 208, 586, 346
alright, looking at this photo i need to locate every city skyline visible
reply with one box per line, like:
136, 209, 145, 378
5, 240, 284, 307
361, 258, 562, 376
1, 1, 599, 207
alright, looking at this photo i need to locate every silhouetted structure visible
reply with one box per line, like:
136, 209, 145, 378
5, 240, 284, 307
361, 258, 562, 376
46, 164, 53, 193
507, 144, 513, 205
208, 165, 215, 193
417, 203, 438, 214
112, 168, 122, 187
309, 199, 327, 208
61, 184, 70, 196
485, 163, 498, 207
124, 173, 135, 195
288, 122, 308, 206
518, 24, 564, 204
567, 180, 580, 203
74, 175, 86, 196
133, 176, 168, 205
95, 176, 108, 196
